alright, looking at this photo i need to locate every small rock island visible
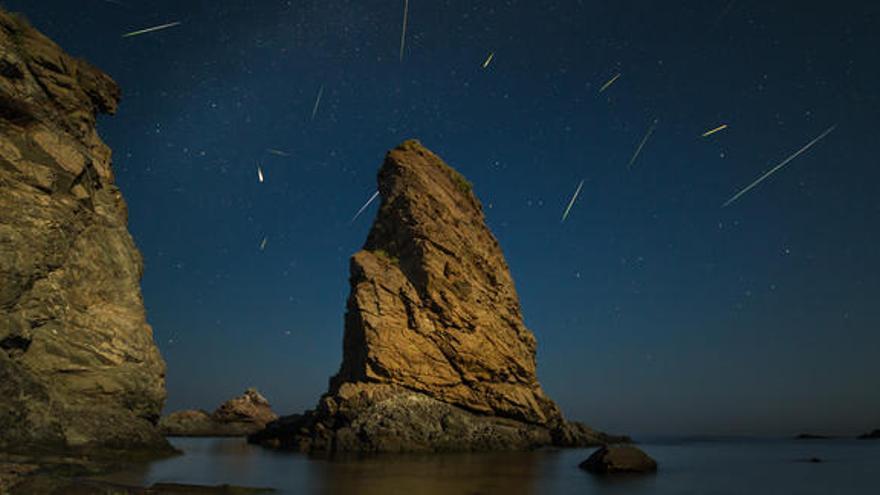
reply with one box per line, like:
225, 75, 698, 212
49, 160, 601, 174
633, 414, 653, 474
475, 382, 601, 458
161, 388, 278, 437
249, 140, 628, 453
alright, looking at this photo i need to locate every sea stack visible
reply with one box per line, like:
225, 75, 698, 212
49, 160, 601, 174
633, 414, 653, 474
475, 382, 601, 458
250, 140, 625, 452
0, 10, 169, 455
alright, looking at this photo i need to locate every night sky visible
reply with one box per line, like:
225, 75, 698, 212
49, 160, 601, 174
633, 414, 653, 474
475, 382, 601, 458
8, 0, 879, 436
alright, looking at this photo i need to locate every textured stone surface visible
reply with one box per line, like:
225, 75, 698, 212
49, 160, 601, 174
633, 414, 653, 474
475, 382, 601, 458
0, 9, 169, 455
579, 445, 658, 474
250, 140, 627, 452
161, 389, 278, 437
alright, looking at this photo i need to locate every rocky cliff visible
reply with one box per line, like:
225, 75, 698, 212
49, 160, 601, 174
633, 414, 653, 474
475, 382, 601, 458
0, 10, 169, 455
250, 140, 626, 453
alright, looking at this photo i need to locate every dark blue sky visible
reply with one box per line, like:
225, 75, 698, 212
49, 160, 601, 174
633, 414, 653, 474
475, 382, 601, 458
9, 0, 879, 436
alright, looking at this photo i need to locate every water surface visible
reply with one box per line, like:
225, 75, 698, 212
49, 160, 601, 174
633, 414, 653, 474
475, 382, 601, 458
102, 437, 879, 494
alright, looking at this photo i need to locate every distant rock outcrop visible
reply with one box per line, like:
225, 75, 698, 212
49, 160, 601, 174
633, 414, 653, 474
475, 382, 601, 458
250, 140, 627, 452
859, 429, 880, 440
0, 10, 169, 455
161, 389, 278, 437
579, 445, 658, 474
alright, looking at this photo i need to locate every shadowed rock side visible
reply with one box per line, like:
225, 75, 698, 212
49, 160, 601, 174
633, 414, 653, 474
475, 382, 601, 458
0, 10, 169, 456
579, 445, 658, 474
161, 388, 278, 437
250, 140, 627, 452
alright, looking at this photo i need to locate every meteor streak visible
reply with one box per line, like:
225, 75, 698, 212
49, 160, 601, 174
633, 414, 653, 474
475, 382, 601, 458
561, 179, 585, 223
723, 125, 837, 207
122, 21, 181, 38
311, 85, 323, 121
629, 121, 657, 169
482, 52, 495, 69
599, 73, 621, 93
702, 124, 728, 137
351, 190, 380, 223
399, 0, 409, 62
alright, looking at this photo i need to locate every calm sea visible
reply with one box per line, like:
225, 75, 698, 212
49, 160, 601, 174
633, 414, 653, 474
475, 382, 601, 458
100, 437, 879, 494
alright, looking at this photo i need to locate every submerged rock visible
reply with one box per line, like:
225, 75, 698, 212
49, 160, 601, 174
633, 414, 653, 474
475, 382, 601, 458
0, 9, 169, 456
795, 433, 833, 440
579, 445, 658, 474
858, 429, 880, 440
161, 389, 278, 437
250, 140, 627, 453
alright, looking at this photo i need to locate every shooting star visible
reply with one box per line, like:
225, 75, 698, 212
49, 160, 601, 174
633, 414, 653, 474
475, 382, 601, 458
561, 179, 585, 223
311, 85, 323, 121
351, 190, 380, 223
266, 148, 290, 157
482, 52, 495, 69
599, 72, 621, 93
723, 124, 837, 207
629, 120, 657, 169
122, 21, 181, 38
702, 124, 728, 137
399, 0, 409, 62
259, 237, 268, 251
257, 165, 264, 183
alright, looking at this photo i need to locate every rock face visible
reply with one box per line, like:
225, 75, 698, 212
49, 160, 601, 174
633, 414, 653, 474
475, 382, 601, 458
250, 140, 626, 452
579, 445, 658, 474
0, 10, 169, 455
161, 389, 278, 437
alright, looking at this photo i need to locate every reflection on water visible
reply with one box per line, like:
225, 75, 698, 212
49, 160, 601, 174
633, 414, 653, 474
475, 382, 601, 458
99, 437, 878, 495
314, 451, 555, 495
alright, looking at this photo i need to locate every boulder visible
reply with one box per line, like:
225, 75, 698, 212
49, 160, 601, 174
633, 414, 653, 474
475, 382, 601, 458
161, 389, 278, 437
249, 140, 626, 452
0, 8, 169, 456
579, 445, 658, 474
213, 388, 277, 426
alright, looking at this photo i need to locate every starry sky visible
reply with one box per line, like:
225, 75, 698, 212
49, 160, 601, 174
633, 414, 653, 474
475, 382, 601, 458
7, 0, 879, 436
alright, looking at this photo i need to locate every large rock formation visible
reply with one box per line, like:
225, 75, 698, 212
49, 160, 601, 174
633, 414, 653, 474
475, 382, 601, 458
250, 140, 626, 452
160, 388, 278, 437
0, 10, 169, 455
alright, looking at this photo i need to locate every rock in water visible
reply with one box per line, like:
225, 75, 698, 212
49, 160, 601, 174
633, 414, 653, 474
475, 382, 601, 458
859, 429, 880, 440
579, 445, 658, 474
795, 433, 832, 440
0, 10, 169, 455
161, 388, 278, 437
250, 140, 626, 452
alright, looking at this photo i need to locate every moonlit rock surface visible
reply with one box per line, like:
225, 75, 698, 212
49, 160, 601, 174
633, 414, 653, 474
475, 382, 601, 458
0, 9, 168, 455
161, 388, 279, 437
250, 140, 626, 452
